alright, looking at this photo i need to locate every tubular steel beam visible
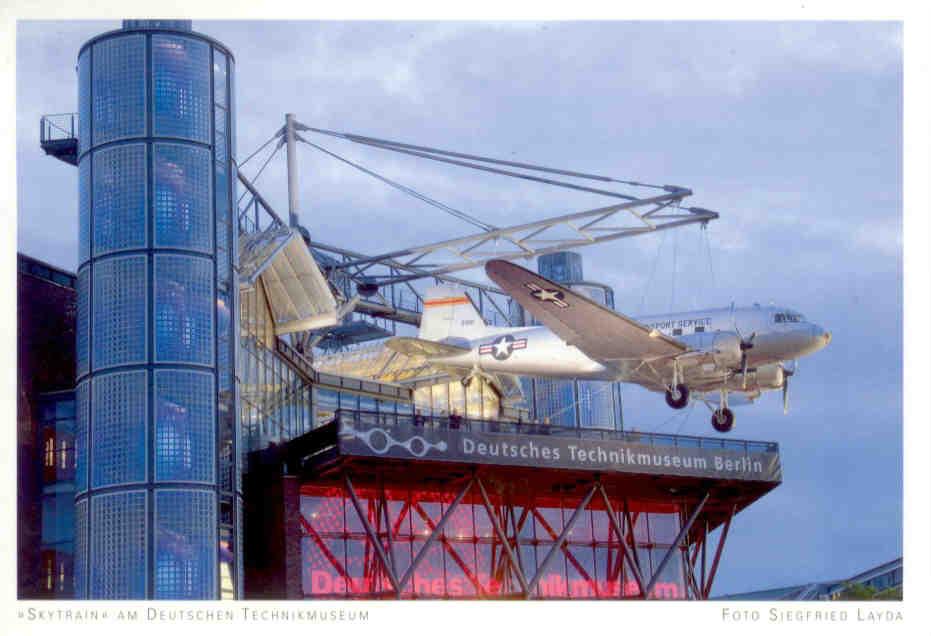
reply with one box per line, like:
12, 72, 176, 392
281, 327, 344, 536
680, 509, 701, 599
237, 169, 286, 227
526, 482, 598, 598
703, 505, 737, 599
411, 502, 487, 597
378, 480, 396, 575
643, 492, 710, 600
531, 508, 598, 594
329, 191, 710, 284
681, 527, 703, 600
597, 484, 646, 597
397, 477, 474, 593
623, 502, 646, 596
343, 473, 401, 594
475, 477, 530, 596
701, 520, 708, 596
299, 514, 358, 594
286, 113, 300, 227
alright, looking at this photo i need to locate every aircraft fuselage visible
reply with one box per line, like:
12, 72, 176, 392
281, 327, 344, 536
431, 305, 831, 387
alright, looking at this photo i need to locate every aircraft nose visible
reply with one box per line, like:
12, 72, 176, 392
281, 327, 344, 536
810, 324, 831, 347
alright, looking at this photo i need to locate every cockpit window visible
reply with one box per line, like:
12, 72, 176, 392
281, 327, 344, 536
774, 312, 804, 323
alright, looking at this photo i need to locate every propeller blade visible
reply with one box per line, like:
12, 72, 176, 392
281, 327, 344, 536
782, 377, 789, 415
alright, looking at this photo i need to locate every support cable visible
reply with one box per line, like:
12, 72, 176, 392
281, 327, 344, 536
639, 230, 669, 314
297, 123, 672, 191
237, 139, 284, 207
319, 137, 644, 202
669, 227, 678, 313
299, 137, 496, 232
237, 126, 284, 169
703, 225, 717, 299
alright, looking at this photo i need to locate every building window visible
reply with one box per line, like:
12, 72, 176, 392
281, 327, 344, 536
44, 435, 55, 469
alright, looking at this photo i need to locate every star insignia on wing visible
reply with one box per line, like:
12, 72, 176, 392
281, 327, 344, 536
524, 282, 570, 308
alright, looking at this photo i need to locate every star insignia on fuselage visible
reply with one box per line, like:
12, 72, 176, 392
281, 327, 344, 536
524, 282, 570, 308
478, 334, 528, 361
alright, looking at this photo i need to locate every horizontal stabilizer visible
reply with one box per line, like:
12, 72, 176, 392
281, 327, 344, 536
385, 336, 470, 359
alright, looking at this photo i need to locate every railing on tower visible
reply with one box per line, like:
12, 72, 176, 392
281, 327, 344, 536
39, 113, 78, 166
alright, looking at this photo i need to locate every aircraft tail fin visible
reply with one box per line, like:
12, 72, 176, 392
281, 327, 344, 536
418, 285, 490, 342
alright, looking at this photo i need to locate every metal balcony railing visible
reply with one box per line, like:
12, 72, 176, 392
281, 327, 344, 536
40, 113, 77, 143
333, 408, 780, 455
40, 113, 78, 166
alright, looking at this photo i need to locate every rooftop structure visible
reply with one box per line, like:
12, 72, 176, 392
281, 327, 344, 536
245, 409, 781, 599
716, 557, 903, 600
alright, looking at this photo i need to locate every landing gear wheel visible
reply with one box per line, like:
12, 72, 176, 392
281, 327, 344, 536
665, 384, 689, 409
711, 408, 735, 433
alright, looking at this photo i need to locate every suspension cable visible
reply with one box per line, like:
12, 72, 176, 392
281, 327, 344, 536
639, 230, 669, 315
237, 126, 284, 169
330, 140, 643, 201
669, 227, 678, 313
237, 139, 284, 207
703, 224, 717, 298
298, 138, 496, 232
301, 124, 643, 201
298, 124, 671, 191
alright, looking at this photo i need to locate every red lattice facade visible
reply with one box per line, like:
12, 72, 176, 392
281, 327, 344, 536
300, 482, 690, 599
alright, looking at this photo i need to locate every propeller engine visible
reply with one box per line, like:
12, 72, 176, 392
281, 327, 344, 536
733, 326, 756, 388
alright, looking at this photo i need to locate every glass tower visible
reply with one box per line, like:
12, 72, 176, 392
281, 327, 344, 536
74, 20, 239, 599
514, 252, 623, 430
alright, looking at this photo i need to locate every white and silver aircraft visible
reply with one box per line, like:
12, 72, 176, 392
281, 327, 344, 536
386, 259, 831, 432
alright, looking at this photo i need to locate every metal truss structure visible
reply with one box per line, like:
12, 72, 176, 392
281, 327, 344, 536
323, 194, 717, 286
299, 471, 735, 600
234, 115, 721, 347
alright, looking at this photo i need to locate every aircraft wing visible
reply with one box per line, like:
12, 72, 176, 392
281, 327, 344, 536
385, 336, 469, 359
485, 260, 687, 370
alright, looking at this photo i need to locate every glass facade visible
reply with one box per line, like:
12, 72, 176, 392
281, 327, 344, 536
91, 370, 147, 488
91, 35, 146, 146
74, 24, 239, 599
300, 483, 687, 599
153, 143, 212, 252
538, 251, 583, 285
154, 490, 217, 599
154, 254, 215, 364
90, 491, 147, 599
38, 392, 77, 598
91, 255, 147, 369
152, 35, 211, 143
92, 143, 147, 256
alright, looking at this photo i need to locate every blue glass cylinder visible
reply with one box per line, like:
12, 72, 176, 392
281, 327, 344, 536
74, 23, 239, 600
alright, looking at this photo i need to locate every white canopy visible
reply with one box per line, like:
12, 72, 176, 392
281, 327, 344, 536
239, 225, 342, 335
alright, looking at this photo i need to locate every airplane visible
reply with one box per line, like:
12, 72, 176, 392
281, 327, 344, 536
386, 259, 831, 433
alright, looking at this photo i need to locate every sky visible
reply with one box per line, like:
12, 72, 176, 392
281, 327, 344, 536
16, 19, 904, 596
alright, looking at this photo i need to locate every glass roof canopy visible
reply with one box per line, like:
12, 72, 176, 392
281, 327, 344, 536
239, 224, 344, 335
